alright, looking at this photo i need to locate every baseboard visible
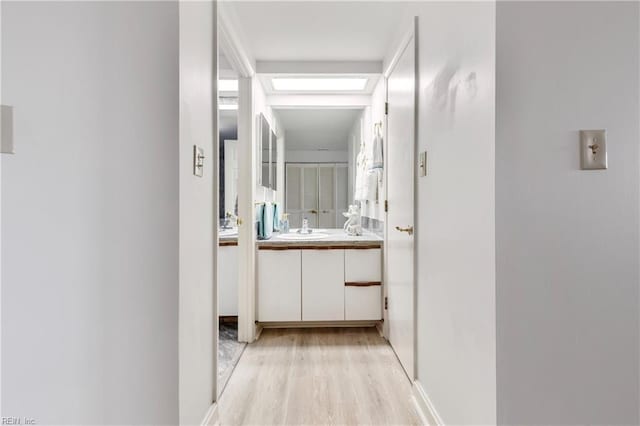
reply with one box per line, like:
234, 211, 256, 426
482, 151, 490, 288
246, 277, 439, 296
257, 320, 381, 329
412, 380, 444, 426
201, 402, 219, 426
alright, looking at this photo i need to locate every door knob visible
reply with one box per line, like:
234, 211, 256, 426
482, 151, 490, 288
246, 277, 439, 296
310, 210, 318, 214
237, 218, 243, 226
395, 225, 414, 236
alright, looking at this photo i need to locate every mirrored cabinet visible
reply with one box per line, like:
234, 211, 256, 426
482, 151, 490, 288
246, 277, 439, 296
257, 113, 278, 190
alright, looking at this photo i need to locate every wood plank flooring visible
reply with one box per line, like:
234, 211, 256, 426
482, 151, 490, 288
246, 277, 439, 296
217, 327, 421, 426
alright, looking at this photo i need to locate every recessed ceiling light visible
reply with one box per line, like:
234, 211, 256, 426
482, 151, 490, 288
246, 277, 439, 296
219, 79, 238, 92
271, 77, 368, 92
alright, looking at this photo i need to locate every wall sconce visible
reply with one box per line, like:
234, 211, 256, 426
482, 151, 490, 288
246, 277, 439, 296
1, 105, 14, 154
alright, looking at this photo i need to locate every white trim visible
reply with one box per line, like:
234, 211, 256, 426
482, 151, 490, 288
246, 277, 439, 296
383, 17, 417, 78
412, 381, 445, 426
218, 5, 255, 77
237, 77, 256, 343
256, 60, 382, 75
201, 402, 219, 426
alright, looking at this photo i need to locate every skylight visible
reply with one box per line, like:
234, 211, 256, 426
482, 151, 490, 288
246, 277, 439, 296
271, 77, 368, 92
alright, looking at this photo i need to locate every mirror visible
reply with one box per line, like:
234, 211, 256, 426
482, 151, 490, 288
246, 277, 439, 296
274, 108, 364, 230
271, 129, 278, 190
258, 113, 278, 190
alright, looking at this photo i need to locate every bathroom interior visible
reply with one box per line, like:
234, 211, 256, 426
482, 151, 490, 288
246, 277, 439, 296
215, 31, 399, 394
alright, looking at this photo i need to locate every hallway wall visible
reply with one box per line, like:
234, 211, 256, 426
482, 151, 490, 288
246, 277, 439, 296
404, 2, 497, 424
496, 2, 640, 424
179, 1, 217, 424
1, 2, 179, 423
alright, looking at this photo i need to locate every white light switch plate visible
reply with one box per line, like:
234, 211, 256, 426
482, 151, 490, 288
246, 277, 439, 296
193, 145, 204, 177
580, 129, 607, 170
419, 151, 427, 177
1, 105, 14, 154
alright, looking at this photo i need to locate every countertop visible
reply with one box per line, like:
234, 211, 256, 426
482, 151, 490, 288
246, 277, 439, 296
257, 228, 383, 248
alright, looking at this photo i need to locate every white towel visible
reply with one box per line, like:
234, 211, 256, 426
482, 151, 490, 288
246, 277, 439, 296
369, 132, 383, 170
354, 144, 369, 201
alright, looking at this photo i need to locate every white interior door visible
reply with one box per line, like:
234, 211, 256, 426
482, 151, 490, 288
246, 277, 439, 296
386, 35, 416, 379
302, 165, 319, 227
285, 164, 302, 228
336, 164, 348, 228
224, 140, 238, 216
318, 165, 336, 228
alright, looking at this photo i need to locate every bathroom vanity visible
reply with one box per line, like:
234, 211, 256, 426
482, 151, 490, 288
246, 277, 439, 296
256, 229, 383, 323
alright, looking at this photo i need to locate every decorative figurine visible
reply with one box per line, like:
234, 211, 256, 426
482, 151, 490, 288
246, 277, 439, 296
342, 204, 363, 236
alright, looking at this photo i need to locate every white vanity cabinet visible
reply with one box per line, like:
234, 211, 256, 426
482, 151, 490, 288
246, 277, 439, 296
302, 249, 345, 321
257, 243, 383, 323
257, 249, 302, 321
344, 249, 383, 321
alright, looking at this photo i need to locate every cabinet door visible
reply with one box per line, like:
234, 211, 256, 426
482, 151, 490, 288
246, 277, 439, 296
345, 248, 382, 282
218, 245, 238, 316
258, 250, 301, 322
302, 250, 344, 321
345, 285, 382, 320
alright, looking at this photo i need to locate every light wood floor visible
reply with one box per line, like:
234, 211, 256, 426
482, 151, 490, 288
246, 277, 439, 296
217, 327, 421, 426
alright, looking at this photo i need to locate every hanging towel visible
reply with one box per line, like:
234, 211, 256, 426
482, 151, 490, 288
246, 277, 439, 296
272, 203, 281, 232
366, 170, 380, 202
261, 202, 274, 240
354, 141, 369, 201
369, 130, 384, 171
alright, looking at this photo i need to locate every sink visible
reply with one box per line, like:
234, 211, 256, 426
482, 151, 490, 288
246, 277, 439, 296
219, 228, 238, 237
277, 232, 329, 240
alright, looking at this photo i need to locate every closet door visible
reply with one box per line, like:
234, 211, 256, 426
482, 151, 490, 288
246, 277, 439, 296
301, 165, 319, 228
318, 165, 336, 228
336, 164, 348, 228
285, 164, 303, 228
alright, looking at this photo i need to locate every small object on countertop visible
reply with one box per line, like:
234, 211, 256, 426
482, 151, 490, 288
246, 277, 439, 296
281, 213, 290, 233
342, 204, 363, 236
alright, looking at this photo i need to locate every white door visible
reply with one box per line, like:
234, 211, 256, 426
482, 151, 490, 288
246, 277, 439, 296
301, 165, 319, 228
386, 35, 416, 379
318, 165, 336, 228
224, 140, 238, 216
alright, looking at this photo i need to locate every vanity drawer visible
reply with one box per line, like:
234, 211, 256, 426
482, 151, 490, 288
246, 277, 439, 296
344, 248, 382, 282
345, 284, 382, 320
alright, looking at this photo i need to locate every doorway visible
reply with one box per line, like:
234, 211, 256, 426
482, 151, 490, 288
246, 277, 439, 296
217, 47, 246, 395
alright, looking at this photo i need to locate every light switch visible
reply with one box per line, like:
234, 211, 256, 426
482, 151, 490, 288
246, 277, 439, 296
1, 105, 14, 154
418, 151, 427, 177
580, 129, 607, 170
193, 145, 204, 177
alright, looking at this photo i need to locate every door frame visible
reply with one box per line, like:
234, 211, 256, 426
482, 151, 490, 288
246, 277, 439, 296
219, 12, 257, 344
382, 17, 419, 380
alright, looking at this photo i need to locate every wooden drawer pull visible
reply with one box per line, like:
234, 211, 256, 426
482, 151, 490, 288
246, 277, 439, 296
345, 281, 382, 287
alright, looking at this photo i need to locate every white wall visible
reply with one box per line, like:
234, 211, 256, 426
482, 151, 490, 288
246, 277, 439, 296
1, 2, 179, 424
404, 2, 497, 424
179, 1, 217, 424
496, 2, 639, 424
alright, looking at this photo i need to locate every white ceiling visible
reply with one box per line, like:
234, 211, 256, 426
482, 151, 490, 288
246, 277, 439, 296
276, 108, 362, 151
223, 1, 410, 61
